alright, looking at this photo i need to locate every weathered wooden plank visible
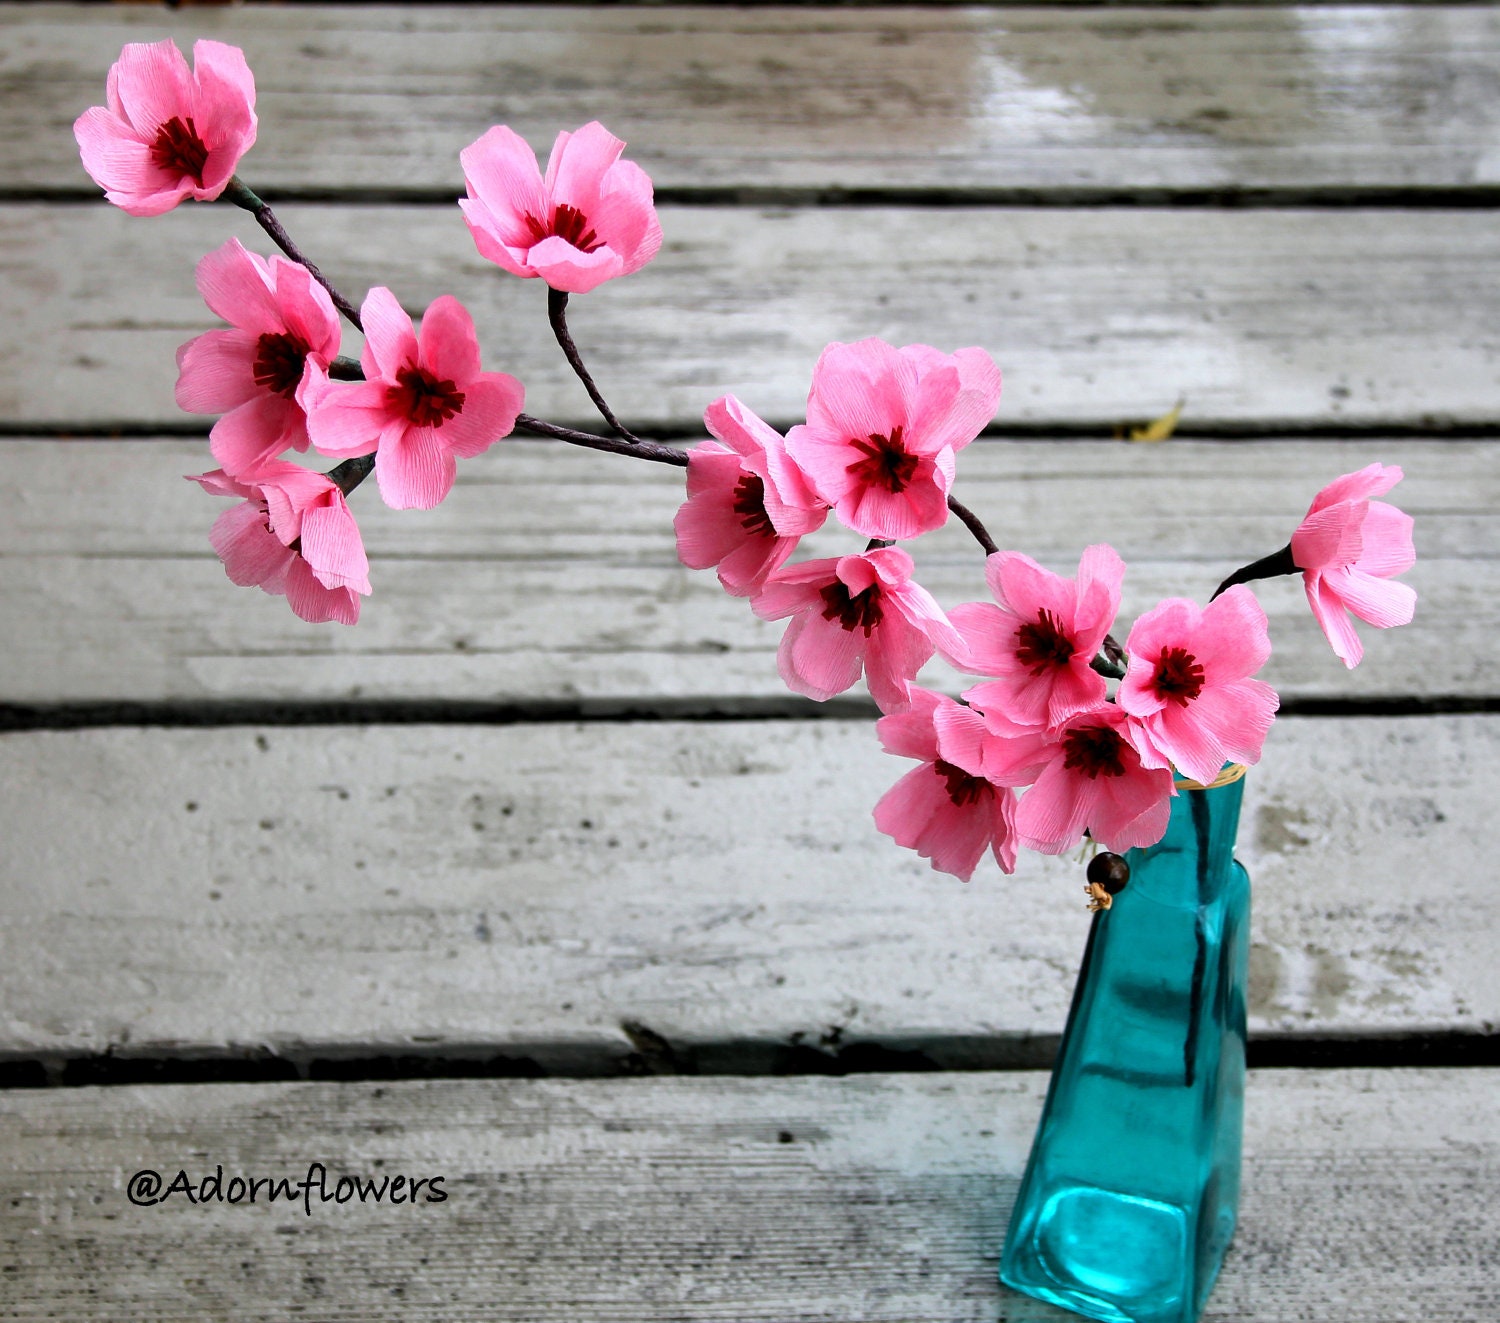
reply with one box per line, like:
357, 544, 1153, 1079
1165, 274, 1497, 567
8, 5, 1500, 195
0, 1070, 1494, 1320
5, 204, 1499, 430
0, 715, 1491, 1065
0, 439, 1487, 706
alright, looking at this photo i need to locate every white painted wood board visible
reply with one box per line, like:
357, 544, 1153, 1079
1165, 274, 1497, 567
8, 5, 1500, 195
0, 439, 1486, 706
5, 204, 1499, 430
0, 716, 1491, 1064
1, 1069, 1495, 1320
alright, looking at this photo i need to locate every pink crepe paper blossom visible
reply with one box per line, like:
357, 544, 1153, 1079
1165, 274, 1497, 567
674, 395, 828, 596
175, 239, 342, 479
1014, 704, 1175, 855
302, 287, 524, 510
785, 338, 1002, 541
74, 39, 256, 217
459, 122, 663, 295
1118, 586, 1279, 787
1290, 463, 1417, 668
948, 544, 1124, 730
872, 687, 1025, 880
752, 547, 964, 711
189, 464, 370, 625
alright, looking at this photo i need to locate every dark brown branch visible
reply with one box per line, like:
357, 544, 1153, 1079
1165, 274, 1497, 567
326, 454, 375, 496
223, 177, 364, 332
547, 288, 644, 446
946, 494, 998, 557
515, 413, 687, 467
1212, 543, 1300, 600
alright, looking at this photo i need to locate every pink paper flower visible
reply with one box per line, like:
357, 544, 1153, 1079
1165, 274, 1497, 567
74, 39, 257, 217
175, 239, 342, 479
1014, 704, 1175, 855
1290, 463, 1417, 668
752, 547, 963, 710
1118, 586, 1280, 787
949, 544, 1123, 730
459, 122, 663, 295
785, 339, 1002, 540
302, 287, 524, 510
189, 464, 370, 625
872, 688, 1024, 880
674, 395, 828, 596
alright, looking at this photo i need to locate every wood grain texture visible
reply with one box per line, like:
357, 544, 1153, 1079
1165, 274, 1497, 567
9, 5, 1500, 195
1, 1069, 1496, 1320
5, 203, 1500, 430
0, 439, 1487, 706
0, 715, 1491, 1064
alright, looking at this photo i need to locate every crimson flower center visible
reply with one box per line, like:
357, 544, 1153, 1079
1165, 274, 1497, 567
1015, 608, 1077, 675
1062, 726, 1128, 780
1152, 645, 1206, 707
846, 426, 919, 494
934, 758, 990, 807
252, 332, 311, 399
387, 365, 466, 428
818, 580, 884, 636
523, 204, 602, 254
731, 473, 775, 537
150, 116, 209, 187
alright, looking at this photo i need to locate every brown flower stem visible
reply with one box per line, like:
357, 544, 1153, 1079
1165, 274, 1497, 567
328, 356, 366, 381
1212, 542, 1300, 600
515, 413, 687, 467
947, 493, 998, 556
326, 454, 375, 496
547, 288, 645, 446
222, 177, 364, 332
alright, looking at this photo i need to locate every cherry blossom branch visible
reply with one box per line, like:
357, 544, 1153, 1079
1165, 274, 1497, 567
327, 454, 375, 496
222, 177, 364, 332
1212, 543, 1300, 600
547, 289, 645, 446
515, 413, 687, 467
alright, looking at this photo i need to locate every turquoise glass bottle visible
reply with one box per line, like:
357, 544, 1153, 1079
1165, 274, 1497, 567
1001, 768, 1251, 1323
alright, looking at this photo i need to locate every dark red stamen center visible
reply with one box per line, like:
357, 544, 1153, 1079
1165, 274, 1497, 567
934, 758, 990, 807
846, 426, 919, 494
1152, 645, 1206, 707
1015, 608, 1077, 675
731, 473, 775, 537
252, 332, 310, 399
1062, 726, 1128, 780
819, 580, 884, 636
150, 116, 209, 187
523, 203, 602, 254
387, 365, 466, 428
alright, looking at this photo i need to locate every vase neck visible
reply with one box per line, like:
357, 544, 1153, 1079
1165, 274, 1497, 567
1126, 775, 1246, 910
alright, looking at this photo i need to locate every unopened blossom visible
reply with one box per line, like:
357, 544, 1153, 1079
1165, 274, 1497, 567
1118, 586, 1279, 787
785, 339, 1002, 541
175, 238, 342, 479
459, 122, 662, 294
1290, 463, 1416, 668
873, 687, 1024, 880
74, 39, 256, 217
751, 547, 963, 710
1015, 703, 1174, 855
949, 544, 1124, 730
189, 464, 370, 625
674, 395, 828, 596
302, 287, 524, 510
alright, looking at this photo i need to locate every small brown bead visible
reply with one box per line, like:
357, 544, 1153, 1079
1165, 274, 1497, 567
1086, 852, 1130, 895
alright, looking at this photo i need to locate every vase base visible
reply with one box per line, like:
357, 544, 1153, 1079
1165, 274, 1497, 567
1001, 1182, 1235, 1323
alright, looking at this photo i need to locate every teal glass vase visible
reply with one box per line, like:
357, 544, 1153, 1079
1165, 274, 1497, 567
1000, 767, 1251, 1323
